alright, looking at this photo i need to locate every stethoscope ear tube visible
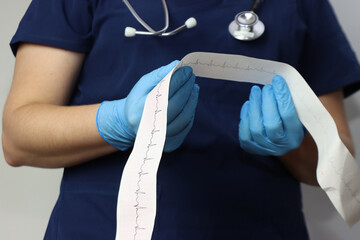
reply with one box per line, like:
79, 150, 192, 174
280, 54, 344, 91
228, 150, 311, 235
123, 0, 169, 35
123, 0, 196, 37
125, 17, 197, 37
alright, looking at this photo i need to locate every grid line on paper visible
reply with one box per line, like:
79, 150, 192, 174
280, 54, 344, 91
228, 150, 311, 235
133, 81, 163, 240
180, 58, 276, 75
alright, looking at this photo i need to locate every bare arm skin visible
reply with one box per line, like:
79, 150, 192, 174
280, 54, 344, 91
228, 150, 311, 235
2, 43, 117, 168
279, 90, 355, 186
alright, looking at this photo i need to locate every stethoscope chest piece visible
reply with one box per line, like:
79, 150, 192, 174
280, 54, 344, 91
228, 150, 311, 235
228, 11, 265, 41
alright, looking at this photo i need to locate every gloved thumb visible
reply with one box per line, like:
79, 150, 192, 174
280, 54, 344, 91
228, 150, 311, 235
131, 60, 180, 94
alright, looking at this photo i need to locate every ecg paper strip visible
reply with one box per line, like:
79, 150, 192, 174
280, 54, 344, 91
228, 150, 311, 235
115, 52, 360, 240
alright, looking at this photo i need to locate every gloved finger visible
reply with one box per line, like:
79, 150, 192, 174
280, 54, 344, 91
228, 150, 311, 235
261, 84, 284, 143
155, 60, 180, 80
167, 84, 199, 137
240, 140, 278, 156
123, 92, 148, 134
167, 71, 196, 123
239, 101, 282, 156
248, 86, 267, 144
132, 60, 179, 96
239, 101, 252, 143
164, 115, 195, 152
169, 66, 194, 97
272, 75, 303, 138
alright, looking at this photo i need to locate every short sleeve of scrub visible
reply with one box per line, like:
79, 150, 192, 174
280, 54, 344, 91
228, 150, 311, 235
297, 0, 360, 97
10, 0, 95, 55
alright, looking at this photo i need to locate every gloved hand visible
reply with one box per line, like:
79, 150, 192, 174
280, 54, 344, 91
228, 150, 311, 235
96, 60, 200, 152
238, 75, 304, 156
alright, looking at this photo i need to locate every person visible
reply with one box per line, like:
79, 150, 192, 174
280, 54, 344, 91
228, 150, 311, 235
2, 0, 360, 239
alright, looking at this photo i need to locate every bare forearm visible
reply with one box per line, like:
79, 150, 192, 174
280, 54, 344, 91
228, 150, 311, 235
279, 129, 355, 186
278, 133, 319, 186
278, 90, 354, 186
2, 103, 117, 168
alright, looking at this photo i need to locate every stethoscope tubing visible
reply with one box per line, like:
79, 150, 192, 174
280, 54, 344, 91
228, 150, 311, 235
250, 0, 262, 12
123, 0, 264, 40
123, 0, 169, 35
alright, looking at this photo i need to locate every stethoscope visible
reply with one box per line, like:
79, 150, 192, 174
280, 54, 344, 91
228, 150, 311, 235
228, 0, 265, 41
124, 0, 265, 41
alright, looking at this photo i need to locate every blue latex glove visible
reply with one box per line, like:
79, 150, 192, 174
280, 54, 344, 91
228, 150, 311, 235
238, 75, 304, 156
96, 60, 200, 152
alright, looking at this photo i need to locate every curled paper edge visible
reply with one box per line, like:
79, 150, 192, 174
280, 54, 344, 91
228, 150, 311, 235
116, 52, 360, 240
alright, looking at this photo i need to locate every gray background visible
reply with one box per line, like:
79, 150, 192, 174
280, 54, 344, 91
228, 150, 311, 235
1, 0, 360, 239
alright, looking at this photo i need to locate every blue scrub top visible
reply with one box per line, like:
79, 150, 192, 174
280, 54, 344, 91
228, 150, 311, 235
11, 0, 360, 239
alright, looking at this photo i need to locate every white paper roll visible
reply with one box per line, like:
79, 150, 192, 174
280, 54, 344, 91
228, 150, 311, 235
116, 52, 360, 240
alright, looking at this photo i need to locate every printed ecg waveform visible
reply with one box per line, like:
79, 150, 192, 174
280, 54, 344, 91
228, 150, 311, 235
180, 58, 277, 75
133, 81, 163, 239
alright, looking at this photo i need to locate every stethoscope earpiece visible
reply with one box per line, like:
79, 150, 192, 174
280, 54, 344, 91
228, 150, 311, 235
125, 27, 137, 37
228, 11, 265, 41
